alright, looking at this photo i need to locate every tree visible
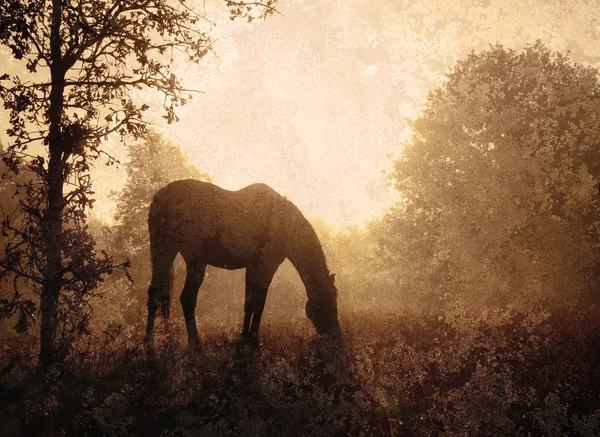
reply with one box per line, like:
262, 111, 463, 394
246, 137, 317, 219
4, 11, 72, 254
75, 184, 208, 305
113, 130, 209, 250
381, 42, 600, 309
0, 0, 276, 366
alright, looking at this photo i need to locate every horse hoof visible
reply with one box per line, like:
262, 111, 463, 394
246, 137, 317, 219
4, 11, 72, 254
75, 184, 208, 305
144, 343, 158, 365
188, 339, 203, 353
144, 337, 155, 353
239, 333, 260, 348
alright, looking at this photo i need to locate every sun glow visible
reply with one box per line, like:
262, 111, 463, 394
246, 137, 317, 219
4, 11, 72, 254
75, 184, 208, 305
11, 0, 596, 229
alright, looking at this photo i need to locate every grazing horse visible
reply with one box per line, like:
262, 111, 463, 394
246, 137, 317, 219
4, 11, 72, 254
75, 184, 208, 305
144, 179, 342, 349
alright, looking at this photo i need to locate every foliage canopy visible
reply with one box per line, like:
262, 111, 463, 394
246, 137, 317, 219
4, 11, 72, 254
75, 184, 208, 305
380, 42, 600, 308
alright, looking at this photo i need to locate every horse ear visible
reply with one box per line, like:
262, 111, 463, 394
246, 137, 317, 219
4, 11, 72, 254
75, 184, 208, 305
329, 273, 336, 284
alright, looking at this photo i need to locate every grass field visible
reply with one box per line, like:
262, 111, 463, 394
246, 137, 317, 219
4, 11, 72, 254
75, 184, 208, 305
1, 308, 599, 436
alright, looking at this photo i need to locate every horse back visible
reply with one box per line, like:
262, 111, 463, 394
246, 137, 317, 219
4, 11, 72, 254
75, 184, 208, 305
148, 180, 290, 268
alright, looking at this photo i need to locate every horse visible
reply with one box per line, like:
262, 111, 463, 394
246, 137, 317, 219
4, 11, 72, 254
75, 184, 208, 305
144, 179, 342, 350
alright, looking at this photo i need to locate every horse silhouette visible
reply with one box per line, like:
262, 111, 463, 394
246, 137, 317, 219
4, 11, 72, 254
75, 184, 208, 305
144, 179, 342, 349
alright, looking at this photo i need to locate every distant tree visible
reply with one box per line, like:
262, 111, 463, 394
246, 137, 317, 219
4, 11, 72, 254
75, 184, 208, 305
380, 42, 600, 309
0, 0, 277, 366
113, 130, 209, 251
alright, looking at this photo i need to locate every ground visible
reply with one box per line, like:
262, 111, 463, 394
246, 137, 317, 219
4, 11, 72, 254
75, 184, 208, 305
1, 309, 599, 436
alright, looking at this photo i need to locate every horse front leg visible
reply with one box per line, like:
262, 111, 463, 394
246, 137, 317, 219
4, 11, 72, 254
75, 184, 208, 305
249, 287, 268, 336
242, 260, 280, 343
242, 310, 253, 338
242, 286, 268, 340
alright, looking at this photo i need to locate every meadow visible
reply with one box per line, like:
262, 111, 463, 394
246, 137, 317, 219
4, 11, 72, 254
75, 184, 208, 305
2, 307, 599, 437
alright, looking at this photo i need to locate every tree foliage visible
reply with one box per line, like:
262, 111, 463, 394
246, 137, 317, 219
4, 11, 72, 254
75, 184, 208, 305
379, 42, 600, 309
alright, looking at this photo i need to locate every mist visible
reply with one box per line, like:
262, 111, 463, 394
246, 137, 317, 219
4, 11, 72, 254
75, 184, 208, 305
1, 0, 600, 436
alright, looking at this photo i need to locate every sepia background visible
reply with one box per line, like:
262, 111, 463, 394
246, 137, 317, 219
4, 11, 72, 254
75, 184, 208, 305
1, 1, 600, 435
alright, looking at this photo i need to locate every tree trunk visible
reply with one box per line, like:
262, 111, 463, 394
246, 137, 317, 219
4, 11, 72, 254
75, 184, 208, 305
39, 155, 64, 366
39, 0, 65, 367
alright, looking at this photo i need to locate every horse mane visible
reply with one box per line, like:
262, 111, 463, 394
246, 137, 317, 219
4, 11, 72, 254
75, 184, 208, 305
280, 196, 331, 285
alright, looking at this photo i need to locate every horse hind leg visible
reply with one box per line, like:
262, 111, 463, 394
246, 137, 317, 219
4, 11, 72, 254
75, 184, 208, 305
180, 256, 206, 350
144, 239, 177, 349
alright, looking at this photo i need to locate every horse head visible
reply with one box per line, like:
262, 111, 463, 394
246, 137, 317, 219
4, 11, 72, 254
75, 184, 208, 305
306, 273, 343, 341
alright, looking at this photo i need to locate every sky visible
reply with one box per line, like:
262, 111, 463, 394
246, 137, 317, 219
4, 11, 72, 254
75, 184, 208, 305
3, 0, 600, 228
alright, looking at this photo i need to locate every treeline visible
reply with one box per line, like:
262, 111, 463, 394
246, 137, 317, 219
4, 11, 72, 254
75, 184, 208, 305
79, 43, 600, 341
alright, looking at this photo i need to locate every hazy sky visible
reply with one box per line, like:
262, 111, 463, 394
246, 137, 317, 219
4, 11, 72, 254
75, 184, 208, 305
3, 0, 600, 228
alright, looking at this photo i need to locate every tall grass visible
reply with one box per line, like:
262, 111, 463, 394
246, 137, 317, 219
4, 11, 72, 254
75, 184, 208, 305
1, 308, 599, 436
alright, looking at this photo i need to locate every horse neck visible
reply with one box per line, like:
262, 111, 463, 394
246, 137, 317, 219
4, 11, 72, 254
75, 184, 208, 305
285, 211, 330, 292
